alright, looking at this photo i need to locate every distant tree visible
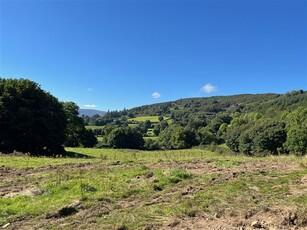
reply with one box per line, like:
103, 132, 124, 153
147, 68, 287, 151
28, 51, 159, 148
208, 114, 231, 134
127, 112, 135, 118
153, 120, 169, 136
144, 138, 159, 150
137, 120, 152, 134
224, 123, 250, 152
235, 120, 286, 155
239, 129, 253, 155
158, 116, 164, 122
172, 128, 198, 149
0, 78, 67, 154
253, 120, 286, 154
108, 127, 144, 149
79, 129, 98, 147
197, 127, 217, 145
159, 125, 198, 149
284, 107, 307, 154
63, 102, 97, 148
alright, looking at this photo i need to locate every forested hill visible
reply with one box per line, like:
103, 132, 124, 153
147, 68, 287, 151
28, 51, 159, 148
128, 90, 306, 121
85, 90, 306, 155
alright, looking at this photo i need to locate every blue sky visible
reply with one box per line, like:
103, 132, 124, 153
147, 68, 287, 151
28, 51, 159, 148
1, 0, 306, 111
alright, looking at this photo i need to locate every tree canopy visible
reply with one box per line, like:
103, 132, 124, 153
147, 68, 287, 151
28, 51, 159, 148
0, 78, 67, 154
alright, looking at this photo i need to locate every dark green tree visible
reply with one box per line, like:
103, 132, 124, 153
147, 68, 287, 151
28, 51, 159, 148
0, 78, 67, 154
197, 127, 217, 145
137, 120, 152, 134
153, 120, 169, 136
79, 129, 98, 147
159, 125, 198, 149
108, 127, 144, 149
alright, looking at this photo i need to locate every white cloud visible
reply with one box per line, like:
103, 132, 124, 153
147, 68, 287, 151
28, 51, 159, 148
86, 88, 93, 92
201, 83, 217, 94
152, 92, 161, 99
83, 104, 97, 108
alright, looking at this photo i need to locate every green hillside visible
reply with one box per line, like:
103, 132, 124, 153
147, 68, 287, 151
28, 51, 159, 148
86, 90, 306, 155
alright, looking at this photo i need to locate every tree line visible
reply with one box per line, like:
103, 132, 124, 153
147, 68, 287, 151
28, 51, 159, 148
1, 78, 306, 155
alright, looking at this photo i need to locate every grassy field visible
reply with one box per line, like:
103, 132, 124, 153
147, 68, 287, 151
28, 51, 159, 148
85, 125, 104, 130
128, 116, 171, 123
0, 148, 306, 229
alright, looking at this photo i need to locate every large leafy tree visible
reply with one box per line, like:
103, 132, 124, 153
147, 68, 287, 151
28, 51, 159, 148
0, 78, 67, 154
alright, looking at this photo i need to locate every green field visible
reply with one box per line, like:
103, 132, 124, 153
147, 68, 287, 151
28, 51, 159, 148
128, 116, 171, 123
143, 136, 159, 141
85, 125, 104, 130
0, 148, 306, 229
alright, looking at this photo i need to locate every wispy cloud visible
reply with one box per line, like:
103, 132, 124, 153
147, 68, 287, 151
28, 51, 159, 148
201, 83, 217, 94
152, 92, 161, 99
86, 88, 93, 92
83, 104, 97, 108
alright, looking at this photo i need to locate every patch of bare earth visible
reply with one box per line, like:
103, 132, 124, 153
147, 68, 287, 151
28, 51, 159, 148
160, 208, 307, 230
151, 159, 302, 176
289, 175, 307, 196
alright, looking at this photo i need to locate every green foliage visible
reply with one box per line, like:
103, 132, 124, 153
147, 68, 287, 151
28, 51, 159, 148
63, 102, 97, 148
143, 138, 160, 150
284, 107, 307, 154
0, 78, 67, 155
79, 129, 98, 147
136, 120, 152, 134
108, 127, 144, 149
224, 127, 243, 152
153, 120, 169, 136
226, 119, 287, 155
159, 125, 198, 149
81, 91, 306, 154
197, 127, 217, 145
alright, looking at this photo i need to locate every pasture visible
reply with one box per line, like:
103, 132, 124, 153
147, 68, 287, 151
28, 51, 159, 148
85, 126, 103, 130
128, 116, 171, 123
0, 148, 306, 229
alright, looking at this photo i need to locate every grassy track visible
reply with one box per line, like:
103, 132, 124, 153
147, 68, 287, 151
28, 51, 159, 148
0, 148, 306, 229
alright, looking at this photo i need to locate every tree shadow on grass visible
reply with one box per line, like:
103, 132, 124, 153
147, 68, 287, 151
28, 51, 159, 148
1, 149, 95, 158
62, 151, 95, 159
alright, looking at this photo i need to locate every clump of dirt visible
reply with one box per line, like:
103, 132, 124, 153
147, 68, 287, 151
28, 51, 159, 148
46, 201, 82, 219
